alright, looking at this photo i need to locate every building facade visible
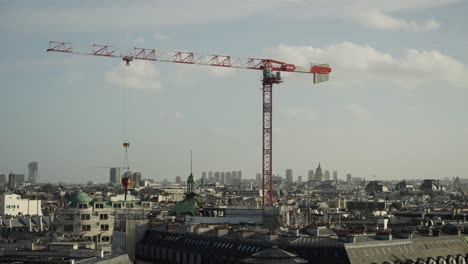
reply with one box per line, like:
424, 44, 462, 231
0, 193, 42, 216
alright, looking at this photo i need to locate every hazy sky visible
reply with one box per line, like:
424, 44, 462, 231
2, 0, 468, 183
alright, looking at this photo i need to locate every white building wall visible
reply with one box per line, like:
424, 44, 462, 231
0, 194, 43, 216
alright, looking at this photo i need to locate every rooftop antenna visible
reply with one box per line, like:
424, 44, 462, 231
190, 150, 193, 175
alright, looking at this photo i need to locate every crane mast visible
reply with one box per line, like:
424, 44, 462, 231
47, 41, 331, 207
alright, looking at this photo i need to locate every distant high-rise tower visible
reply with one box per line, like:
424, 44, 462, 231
8, 172, 16, 190
308, 170, 314, 182
175, 176, 182, 184
226, 172, 232, 185
298, 176, 302, 183
285, 169, 293, 184
110, 168, 122, 184
256, 173, 262, 185
220, 172, 225, 185
214, 172, 221, 182
132, 172, 142, 187
237, 171, 242, 182
314, 164, 323, 182
324, 170, 330, 181
28, 161, 38, 184
347, 173, 352, 183
0, 173, 6, 185
202, 171, 207, 181
333, 171, 338, 181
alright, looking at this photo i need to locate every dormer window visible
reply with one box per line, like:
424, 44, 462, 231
95, 203, 104, 209
78, 203, 88, 209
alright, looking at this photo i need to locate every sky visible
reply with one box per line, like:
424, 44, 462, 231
1, 0, 468, 183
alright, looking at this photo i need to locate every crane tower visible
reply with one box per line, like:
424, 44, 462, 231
47, 41, 331, 207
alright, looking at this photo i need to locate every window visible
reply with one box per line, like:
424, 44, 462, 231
100, 214, 109, 220
113, 203, 122, 208
95, 203, 104, 209
100, 224, 109, 231
64, 225, 74, 232
64, 214, 75, 220
101, 236, 110, 242
82, 225, 91, 231
126, 203, 134, 208
81, 214, 90, 220
78, 203, 88, 209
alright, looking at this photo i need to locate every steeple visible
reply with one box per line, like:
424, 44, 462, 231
186, 150, 195, 194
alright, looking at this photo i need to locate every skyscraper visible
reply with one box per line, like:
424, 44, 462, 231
202, 171, 207, 181
256, 173, 262, 185
220, 172, 225, 185
132, 172, 142, 187
237, 171, 242, 182
298, 176, 302, 183
308, 170, 314, 182
8, 172, 15, 190
214, 172, 220, 182
175, 176, 182, 184
28, 161, 38, 184
314, 164, 323, 182
110, 168, 122, 184
285, 169, 293, 184
226, 172, 232, 185
347, 173, 352, 183
0, 173, 6, 185
333, 171, 338, 181
324, 170, 330, 181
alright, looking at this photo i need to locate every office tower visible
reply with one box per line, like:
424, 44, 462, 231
132, 172, 142, 187
202, 171, 207, 181
208, 171, 213, 179
175, 176, 182, 184
110, 168, 122, 184
308, 170, 314, 182
232, 171, 237, 180
214, 172, 220, 182
324, 170, 330, 181
237, 171, 242, 182
28, 161, 38, 184
333, 171, 338, 181
256, 173, 262, 185
347, 173, 352, 183
285, 169, 293, 184
314, 164, 323, 182
15, 174, 25, 184
8, 172, 16, 190
298, 176, 302, 183
0, 173, 5, 185
226, 172, 232, 185
220, 172, 225, 185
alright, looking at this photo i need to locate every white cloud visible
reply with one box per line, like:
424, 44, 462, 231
65, 71, 84, 82
283, 107, 320, 121
157, 111, 183, 120
354, 9, 439, 31
153, 32, 169, 40
268, 42, 468, 88
345, 104, 370, 121
105, 60, 162, 91
0, 0, 458, 32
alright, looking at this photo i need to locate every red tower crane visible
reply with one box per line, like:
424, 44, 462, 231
47, 41, 331, 207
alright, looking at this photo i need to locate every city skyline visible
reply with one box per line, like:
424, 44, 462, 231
2, 1, 468, 183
